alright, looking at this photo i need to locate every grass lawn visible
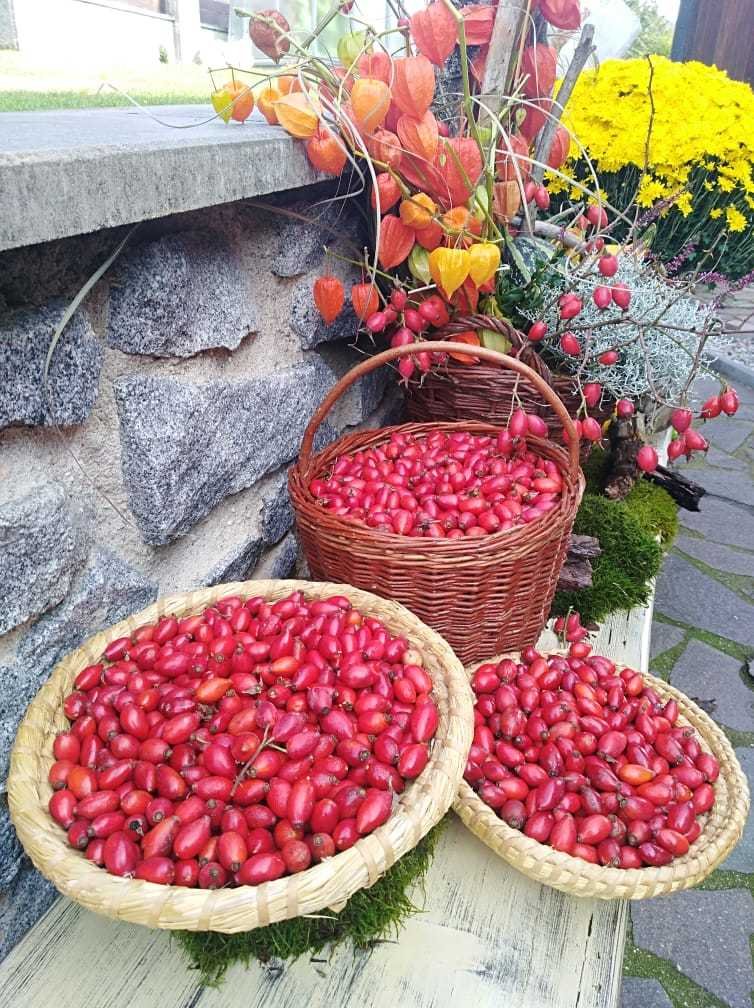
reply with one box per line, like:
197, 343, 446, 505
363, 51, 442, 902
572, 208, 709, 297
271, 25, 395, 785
0, 52, 238, 112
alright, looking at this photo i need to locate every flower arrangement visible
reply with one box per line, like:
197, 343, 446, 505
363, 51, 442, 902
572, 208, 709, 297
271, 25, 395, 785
552, 56, 754, 280
208, 3, 743, 484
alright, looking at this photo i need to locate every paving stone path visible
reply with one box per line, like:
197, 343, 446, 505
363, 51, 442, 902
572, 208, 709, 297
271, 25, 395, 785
621, 374, 754, 1008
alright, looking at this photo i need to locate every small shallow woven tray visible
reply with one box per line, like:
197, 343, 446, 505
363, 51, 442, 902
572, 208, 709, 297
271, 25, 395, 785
454, 653, 750, 900
8, 579, 473, 932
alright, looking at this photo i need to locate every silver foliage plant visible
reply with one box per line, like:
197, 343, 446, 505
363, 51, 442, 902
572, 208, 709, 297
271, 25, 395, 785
521, 254, 716, 409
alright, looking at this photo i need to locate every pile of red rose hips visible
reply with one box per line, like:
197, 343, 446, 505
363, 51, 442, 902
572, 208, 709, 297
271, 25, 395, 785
464, 614, 719, 869
47, 591, 439, 887
309, 427, 563, 539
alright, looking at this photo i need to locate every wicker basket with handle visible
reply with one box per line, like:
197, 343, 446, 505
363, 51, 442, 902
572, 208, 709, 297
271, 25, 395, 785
404, 316, 613, 456
289, 342, 585, 664
454, 652, 750, 899
7, 578, 473, 932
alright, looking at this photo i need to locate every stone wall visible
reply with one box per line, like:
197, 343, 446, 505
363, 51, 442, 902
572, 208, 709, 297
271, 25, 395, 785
0, 185, 399, 958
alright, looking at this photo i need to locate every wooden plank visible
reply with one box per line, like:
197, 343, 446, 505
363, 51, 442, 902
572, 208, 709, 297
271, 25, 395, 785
0, 602, 655, 1008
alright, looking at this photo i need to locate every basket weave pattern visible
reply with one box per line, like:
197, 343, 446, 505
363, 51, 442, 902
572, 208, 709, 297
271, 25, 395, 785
454, 654, 750, 900
403, 317, 612, 458
290, 343, 585, 665
8, 579, 473, 932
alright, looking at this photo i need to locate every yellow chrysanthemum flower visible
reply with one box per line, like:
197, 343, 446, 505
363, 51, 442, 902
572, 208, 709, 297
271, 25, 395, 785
726, 207, 747, 232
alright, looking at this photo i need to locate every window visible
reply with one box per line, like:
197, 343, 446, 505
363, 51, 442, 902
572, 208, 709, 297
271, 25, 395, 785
200, 0, 230, 31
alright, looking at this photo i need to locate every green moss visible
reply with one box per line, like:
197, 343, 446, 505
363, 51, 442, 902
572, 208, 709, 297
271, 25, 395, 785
172, 818, 445, 986
624, 480, 678, 546
653, 615, 752, 663
649, 635, 689, 682
553, 492, 664, 623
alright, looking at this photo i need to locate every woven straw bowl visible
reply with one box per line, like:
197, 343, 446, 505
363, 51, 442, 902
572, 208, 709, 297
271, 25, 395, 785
8, 578, 473, 932
290, 342, 585, 665
454, 654, 750, 900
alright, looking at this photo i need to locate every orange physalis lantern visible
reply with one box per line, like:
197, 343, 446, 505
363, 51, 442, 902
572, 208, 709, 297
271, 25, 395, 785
399, 192, 436, 230
378, 216, 415, 269
468, 242, 501, 286
492, 181, 522, 223
351, 283, 380, 321
256, 86, 281, 124
495, 133, 530, 181
313, 276, 345, 325
396, 111, 439, 164
460, 4, 495, 45
547, 125, 571, 169
434, 137, 484, 208
275, 92, 319, 138
540, 0, 582, 30
306, 125, 347, 175
366, 129, 403, 169
370, 173, 402, 212
350, 78, 391, 134
446, 330, 481, 363
414, 219, 444, 251
520, 44, 557, 99
428, 247, 470, 297
391, 56, 435, 118
357, 51, 393, 84
520, 97, 551, 142
275, 75, 302, 95
225, 81, 254, 123
410, 1, 457, 67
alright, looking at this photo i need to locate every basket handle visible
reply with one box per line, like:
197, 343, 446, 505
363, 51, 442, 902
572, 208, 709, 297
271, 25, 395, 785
300, 341, 581, 478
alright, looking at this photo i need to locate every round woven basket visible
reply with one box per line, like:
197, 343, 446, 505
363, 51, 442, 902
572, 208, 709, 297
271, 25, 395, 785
454, 653, 750, 900
289, 342, 585, 664
404, 316, 613, 459
7, 578, 473, 932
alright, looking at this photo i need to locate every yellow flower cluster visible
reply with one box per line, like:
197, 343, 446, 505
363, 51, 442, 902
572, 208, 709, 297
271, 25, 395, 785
556, 56, 754, 230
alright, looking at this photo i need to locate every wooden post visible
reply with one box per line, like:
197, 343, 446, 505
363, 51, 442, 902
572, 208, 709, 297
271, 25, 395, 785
478, 0, 529, 120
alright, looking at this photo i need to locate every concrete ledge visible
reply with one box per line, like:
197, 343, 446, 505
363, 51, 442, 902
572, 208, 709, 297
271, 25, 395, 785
0, 105, 324, 251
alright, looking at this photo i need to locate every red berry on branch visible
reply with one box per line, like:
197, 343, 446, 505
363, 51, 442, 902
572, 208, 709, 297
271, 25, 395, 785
598, 254, 618, 277
616, 399, 635, 418
528, 321, 548, 342
598, 350, 619, 365
720, 387, 740, 415
583, 382, 602, 408
700, 396, 721, 419
581, 417, 602, 442
636, 445, 659, 473
593, 286, 612, 309
671, 408, 692, 433
667, 436, 686, 462
611, 283, 631, 310
586, 205, 608, 229
560, 332, 581, 355
559, 298, 582, 320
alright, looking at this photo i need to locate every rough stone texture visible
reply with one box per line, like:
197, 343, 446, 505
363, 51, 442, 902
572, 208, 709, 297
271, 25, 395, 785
0, 302, 103, 429
289, 275, 360, 349
0, 859, 57, 961
0, 548, 157, 784
271, 200, 362, 278
114, 355, 334, 546
704, 445, 748, 471
202, 533, 265, 587
0, 483, 91, 635
0, 107, 324, 252
681, 497, 754, 551
721, 747, 754, 872
261, 477, 294, 546
676, 535, 754, 579
649, 621, 685, 661
632, 889, 754, 1008
698, 417, 752, 454
669, 638, 754, 733
256, 532, 299, 580
0, 797, 22, 891
107, 230, 257, 358
620, 977, 672, 1008
688, 464, 754, 507
655, 552, 754, 647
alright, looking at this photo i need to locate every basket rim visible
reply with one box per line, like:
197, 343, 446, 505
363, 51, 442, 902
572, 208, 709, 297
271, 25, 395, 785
290, 420, 585, 554
453, 651, 750, 900
8, 578, 474, 932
